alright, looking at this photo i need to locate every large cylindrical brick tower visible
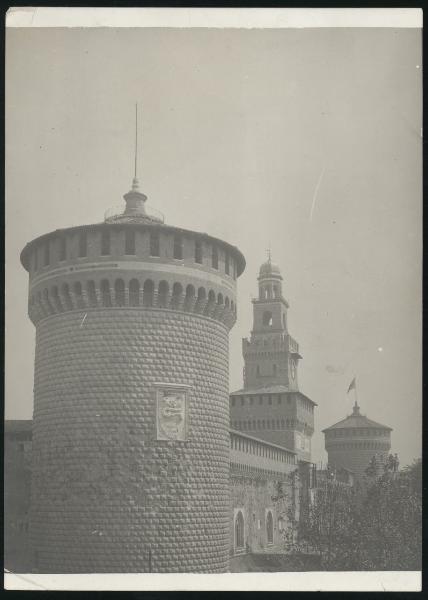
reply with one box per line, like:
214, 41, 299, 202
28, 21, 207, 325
323, 402, 392, 480
20, 176, 245, 573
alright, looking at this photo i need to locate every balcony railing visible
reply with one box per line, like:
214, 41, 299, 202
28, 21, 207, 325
104, 204, 165, 224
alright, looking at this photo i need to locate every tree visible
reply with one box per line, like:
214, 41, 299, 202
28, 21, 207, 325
273, 458, 422, 570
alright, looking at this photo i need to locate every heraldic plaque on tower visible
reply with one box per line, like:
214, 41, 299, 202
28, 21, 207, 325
156, 385, 189, 441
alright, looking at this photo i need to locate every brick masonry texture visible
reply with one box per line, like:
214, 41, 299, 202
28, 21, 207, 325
30, 308, 230, 573
326, 443, 390, 478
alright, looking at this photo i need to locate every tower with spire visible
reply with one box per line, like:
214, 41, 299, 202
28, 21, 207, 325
323, 400, 392, 479
229, 256, 316, 462
20, 109, 245, 573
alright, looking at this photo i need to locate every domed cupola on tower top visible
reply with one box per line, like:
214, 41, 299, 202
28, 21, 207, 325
258, 257, 282, 281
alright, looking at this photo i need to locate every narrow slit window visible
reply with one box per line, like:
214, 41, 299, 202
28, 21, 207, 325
125, 229, 135, 255
44, 242, 50, 266
225, 252, 229, 275
78, 232, 87, 258
150, 231, 160, 257
101, 229, 110, 256
173, 235, 183, 259
195, 240, 203, 264
59, 236, 66, 261
212, 245, 218, 269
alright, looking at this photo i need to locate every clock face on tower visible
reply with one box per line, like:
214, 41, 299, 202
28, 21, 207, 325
290, 359, 296, 380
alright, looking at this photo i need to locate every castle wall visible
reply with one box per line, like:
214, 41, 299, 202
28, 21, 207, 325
4, 425, 32, 571
30, 308, 231, 573
230, 473, 287, 555
229, 430, 297, 556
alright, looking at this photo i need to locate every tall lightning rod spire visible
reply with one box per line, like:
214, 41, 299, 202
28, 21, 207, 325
134, 103, 138, 179
132, 103, 139, 191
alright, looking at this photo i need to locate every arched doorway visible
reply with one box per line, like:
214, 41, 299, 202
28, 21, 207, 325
235, 510, 244, 550
266, 510, 274, 545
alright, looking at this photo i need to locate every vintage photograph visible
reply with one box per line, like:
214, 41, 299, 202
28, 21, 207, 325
5, 8, 422, 590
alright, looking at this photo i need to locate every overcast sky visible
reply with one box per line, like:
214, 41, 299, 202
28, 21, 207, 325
6, 27, 422, 466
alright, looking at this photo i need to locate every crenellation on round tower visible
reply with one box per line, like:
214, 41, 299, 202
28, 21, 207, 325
22, 220, 243, 330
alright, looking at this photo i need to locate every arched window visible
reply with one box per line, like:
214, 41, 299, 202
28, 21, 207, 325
235, 511, 244, 549
59, 236, 67, 261
273, 285, 280, 298
225, 252, 230, 275
266, 511, 274, 544
278, 516, 284, 532
115, 279, 125, 306
101, 229, 110, 256
282, 314, 286, 328
125, 229, 135, 255
62, 283, 73, 310
78, 232, 87, 258
195, 239, 203, 264
212, 246, 218, 269
202, 289, 214, 315
158, 280, 169, 308
225, 297, 230, 309
197, 287, 206, 302
87, 280, 97, 307
263, 311, 273, 327
171, 282, 183, 309
150, 231, 160, 257
173, 234, 183, 259
217, 293, 223, 305
100, 279, 112, 307
143, 279, 154, 307
185, 284, 195, 309
129, 279, 140, 306
273, 364, 277, 376
73, 281, 84, 308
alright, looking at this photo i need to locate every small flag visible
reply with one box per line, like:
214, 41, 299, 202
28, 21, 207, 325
347, 377, 356, 394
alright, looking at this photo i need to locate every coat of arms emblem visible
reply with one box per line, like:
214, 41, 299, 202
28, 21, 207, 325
157, 390, 187, 441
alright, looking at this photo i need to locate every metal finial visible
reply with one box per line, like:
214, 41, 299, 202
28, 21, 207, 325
267, 243, 272, 263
